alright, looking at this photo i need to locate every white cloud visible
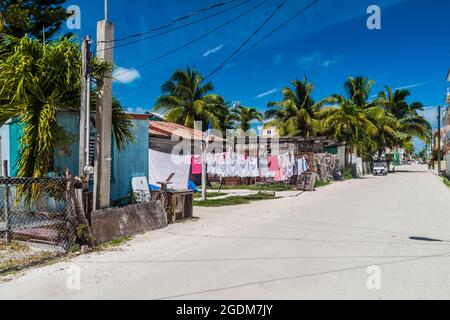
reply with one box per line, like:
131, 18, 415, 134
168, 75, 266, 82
203, 44, 224, 57
274, 53, 283, 65
393, 82, 429, 91
126, 107, 148, 114
255, 88, 279, 99
113, 67, 141, 84
296, 52, 343, 70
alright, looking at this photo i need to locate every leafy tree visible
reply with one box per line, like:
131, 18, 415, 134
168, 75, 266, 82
153, 66, 228, 130
0, 0, 70, 39
0, 36, 135, 177
376, 86, 431, 144
230, 105, 263, 132
343, 76, 377, 109
318, 97, 378, 167
265, 77, 320, 137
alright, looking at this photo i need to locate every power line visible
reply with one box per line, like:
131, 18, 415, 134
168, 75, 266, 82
231, 0, 320, 62
98, 0, 240, 44
203, 0, 289, 81
110, 0, 271, 80
97, 0, 255, 53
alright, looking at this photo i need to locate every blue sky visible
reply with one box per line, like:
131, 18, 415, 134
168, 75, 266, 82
63, 0, 450, 150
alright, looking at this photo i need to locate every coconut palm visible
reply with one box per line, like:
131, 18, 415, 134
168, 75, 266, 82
318, 97, 378, 167
376, 86, 431, 144
230, 105, 263, 132
0, 35, 135, 177
265, 77, 320, 137
343, 76, 377, 109
153, 66, 227, 130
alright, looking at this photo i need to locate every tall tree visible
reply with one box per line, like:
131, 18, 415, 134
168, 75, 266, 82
230, 105, 263, 132
343, 76, 376, 109
318, 96, 378, 167
376, 86, 431, 144
0, 0, 70, 39
0, 36, 135, 177
153, 66, 227, 130
265, 77, 320, 137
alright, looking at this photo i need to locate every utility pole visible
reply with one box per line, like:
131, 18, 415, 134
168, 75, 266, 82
437, 105, 442, 175
79, 35, 93, 179
93, 0, 114, 210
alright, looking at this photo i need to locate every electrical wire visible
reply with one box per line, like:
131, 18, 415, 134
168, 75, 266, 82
98, 0, 240, 44
203, 0, 289, 81
110, 0, 271, 80
97, 0, 255, 53
231, 0, 320, 62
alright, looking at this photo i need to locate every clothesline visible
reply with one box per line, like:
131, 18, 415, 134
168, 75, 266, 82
203, 152, 310, 182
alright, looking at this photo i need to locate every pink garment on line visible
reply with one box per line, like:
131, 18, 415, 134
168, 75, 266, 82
191, 155, 202, 175
268, 156, 280, 172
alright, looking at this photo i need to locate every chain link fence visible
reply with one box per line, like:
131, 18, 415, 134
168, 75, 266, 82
0, 177, 78, 252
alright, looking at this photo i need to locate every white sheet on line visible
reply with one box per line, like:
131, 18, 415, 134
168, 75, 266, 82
148, 149, 191, 190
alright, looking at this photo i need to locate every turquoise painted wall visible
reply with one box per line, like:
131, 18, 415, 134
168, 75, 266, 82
8, 120, 23, 177
0, 113, 149, 204
110, 119, 149, 205
54, 112, 149, 204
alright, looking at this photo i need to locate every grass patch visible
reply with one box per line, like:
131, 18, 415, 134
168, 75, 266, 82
210, 183, 294, 192
101, 236, 133, 249
342, 169, 354, 180
194, 192, 228, 199
315, 179, 331, 188
194, 193, 278, 207
442, 176, 450, 188
0, 242, 59, 276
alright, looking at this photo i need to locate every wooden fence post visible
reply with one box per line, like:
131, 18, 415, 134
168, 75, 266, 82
3, 160, 10, 244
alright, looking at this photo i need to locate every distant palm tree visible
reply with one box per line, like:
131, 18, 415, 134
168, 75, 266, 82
153, 66, 227, 130
265, 77, 320, 137
318, 97, 378, 167
376, 86, 431, 144
230, 105, 263, 132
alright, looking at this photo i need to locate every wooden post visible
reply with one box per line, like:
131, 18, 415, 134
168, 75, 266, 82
3, 160, 10, 244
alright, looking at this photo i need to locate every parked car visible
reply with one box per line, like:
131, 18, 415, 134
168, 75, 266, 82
373, 161, 388, 176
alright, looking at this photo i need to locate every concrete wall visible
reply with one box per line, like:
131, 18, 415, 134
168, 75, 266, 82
91, 201, 167, 244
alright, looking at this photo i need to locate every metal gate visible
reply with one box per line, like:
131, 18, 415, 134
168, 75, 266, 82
0, 177, 77, 251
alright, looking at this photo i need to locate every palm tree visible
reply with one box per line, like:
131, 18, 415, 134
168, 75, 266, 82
343, 76, 376, 109
364, 106, 400, 158
153, 66, 227, 130
0, 36, 135, 177
318, 97, 378, 167
265, 77, 320, 137
376, 86, 431, 144
230, 105, 263, 132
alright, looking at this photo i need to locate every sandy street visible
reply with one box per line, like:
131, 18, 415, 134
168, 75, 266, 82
1, 165, 450, 300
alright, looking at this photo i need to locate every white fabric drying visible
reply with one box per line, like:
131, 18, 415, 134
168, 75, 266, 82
248, 157, 259, 178
237, 155, 249, 178
225, 152, 238, 177
148, 149, 190, 190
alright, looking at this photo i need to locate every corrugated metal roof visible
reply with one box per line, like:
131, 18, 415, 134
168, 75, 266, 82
149, 121, 223, 141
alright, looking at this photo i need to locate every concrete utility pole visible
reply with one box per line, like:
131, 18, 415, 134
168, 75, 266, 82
437, 105, 442, 175
79, 35, 92, 178
93, 1, 114, 210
